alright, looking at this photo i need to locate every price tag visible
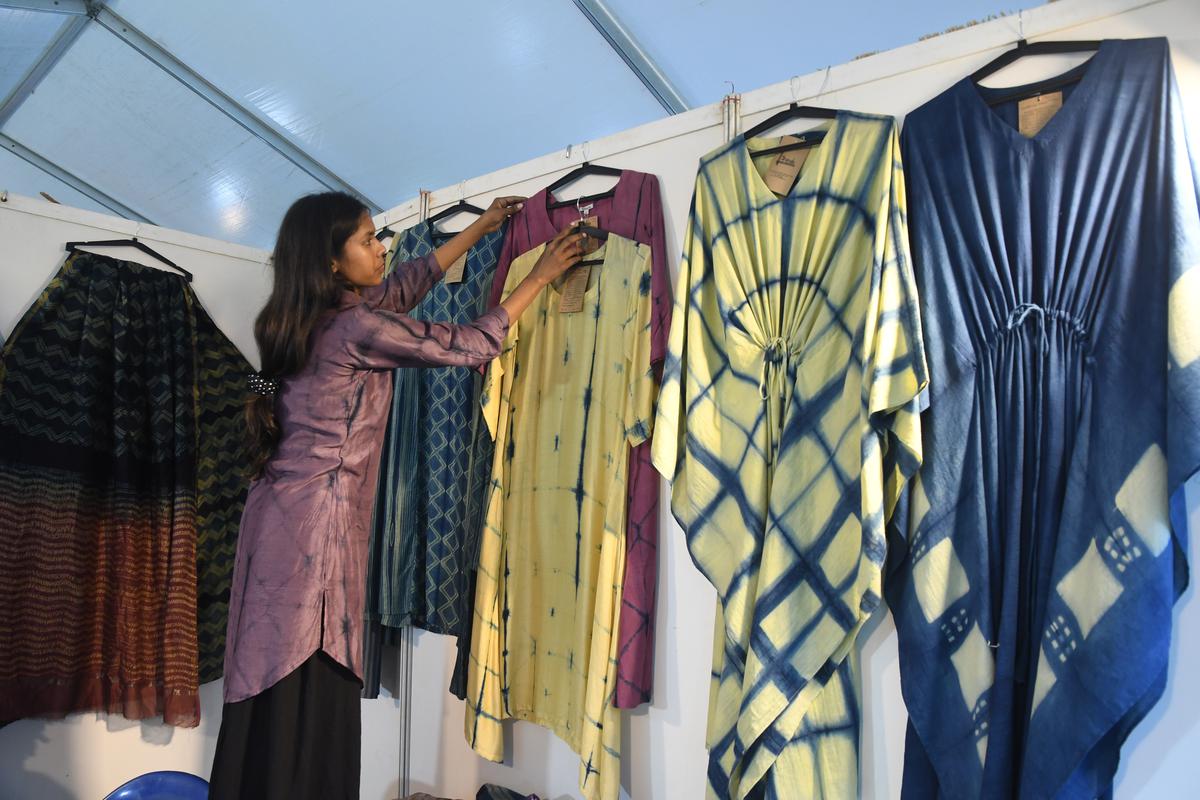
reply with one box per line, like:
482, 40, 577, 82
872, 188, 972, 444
558, 265, 591, 313
763, 135, 810, 196
444, 251, 468, 284
1018, 92, 1063, 138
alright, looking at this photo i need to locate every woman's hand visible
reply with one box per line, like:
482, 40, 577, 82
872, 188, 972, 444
434, 196, 525, 271
498, 222, 588, 323
478, 196, 525, 234
529, 222, 587, 286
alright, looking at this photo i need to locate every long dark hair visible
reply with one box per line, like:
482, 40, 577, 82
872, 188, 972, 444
246, 191, 368, 476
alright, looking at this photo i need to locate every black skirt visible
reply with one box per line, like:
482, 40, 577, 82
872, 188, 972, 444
209, 651, 362, 800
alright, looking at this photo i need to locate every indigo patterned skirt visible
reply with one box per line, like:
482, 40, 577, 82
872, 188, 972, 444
0, 251, 251, 726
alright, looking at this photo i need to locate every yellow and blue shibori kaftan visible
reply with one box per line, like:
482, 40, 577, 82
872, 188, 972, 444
466, 235, 656, 800
652, 111, 928, 798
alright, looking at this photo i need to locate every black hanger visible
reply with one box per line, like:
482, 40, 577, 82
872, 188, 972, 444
576, 223, 607, 241
427, 199, 486, 239
971, 39, 1101, 82
574, 222, 608, 270
743, 103, 839, 158
546, 162, 623, 210
562, 205, 609, 270
375, 225, 396, 242
65, 237, 193, 283
971, 39, 1102, 106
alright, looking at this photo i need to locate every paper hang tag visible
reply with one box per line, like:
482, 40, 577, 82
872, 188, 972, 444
763, 136, 811, 196
1018, 91, 1063, 138
558, 265, 591, 313
444, 251, 468, 284
579, 214, 603, 254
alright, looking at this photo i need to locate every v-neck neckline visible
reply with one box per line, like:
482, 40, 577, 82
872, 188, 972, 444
742, 112, 840, 203
958, 39, 1112, 150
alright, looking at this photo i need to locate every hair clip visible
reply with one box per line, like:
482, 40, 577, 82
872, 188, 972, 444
249, 373, 279, 397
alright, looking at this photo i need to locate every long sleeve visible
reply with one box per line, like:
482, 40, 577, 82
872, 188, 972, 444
466, 318, 517, 764
865, 126, 929, 522
343, 305, 509, 370
638, 173, 672, 369
611, 174, 671, 708
362, 252, 443, 313
487, 210, 530, 312
651, 175, 704, 485
623, 247, 656, 447
475, 215, 532, 378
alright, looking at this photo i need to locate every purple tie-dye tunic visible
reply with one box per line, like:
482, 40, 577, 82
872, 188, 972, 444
223, 253, 509, 703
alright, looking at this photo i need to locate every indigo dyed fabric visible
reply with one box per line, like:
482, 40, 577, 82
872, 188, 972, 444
363, 221, 503, 700
889, 37, 1198, 799
466, 235, 656, 800
0, 251, 250, 725
194, 294, 255, 685
652, 112, 927, 798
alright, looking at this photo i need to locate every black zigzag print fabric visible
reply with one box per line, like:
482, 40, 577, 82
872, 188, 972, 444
0, 251, 251, 728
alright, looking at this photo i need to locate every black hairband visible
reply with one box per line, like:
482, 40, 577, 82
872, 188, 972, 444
249, 373, 279, 397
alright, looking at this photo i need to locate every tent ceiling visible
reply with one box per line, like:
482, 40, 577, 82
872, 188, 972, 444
0, 8, 63, 103
1, 0, 1025, 249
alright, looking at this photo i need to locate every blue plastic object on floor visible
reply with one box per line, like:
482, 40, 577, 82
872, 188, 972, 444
102, 771, 209, 800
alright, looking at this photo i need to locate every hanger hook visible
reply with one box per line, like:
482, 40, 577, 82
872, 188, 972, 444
724, 80, 736, 96
816, 65, 832, 101
1017, 10, 1025, 43
789, 76, 800, 102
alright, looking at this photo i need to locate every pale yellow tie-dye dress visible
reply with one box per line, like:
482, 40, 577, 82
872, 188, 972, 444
466, 234, 656, 800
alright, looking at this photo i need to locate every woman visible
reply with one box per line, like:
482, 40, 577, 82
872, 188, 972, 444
209, 191, 586, 799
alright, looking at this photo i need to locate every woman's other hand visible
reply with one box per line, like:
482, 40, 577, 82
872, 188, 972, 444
529, 222, 587, 286
478, 196, 525, 233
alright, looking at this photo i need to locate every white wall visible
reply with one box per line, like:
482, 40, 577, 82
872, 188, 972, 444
0, 197, 270, 363
2, 0, 1198, 797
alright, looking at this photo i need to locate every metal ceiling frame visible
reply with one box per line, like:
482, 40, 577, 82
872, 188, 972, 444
0, 0, 382, 219
0, 132, 153, 221
0, 9, 88, 129
571, 0, 690, 115
90, 5, 382, 211
4, 0, 685, 217
0, 0, 86, 13
0, 3, 121, 218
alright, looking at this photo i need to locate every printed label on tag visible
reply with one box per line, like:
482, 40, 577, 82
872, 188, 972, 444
558, 265, 591, 313
763, 135, 810, 196
444, 252, 468, 284
1018, 91, 1063, 138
